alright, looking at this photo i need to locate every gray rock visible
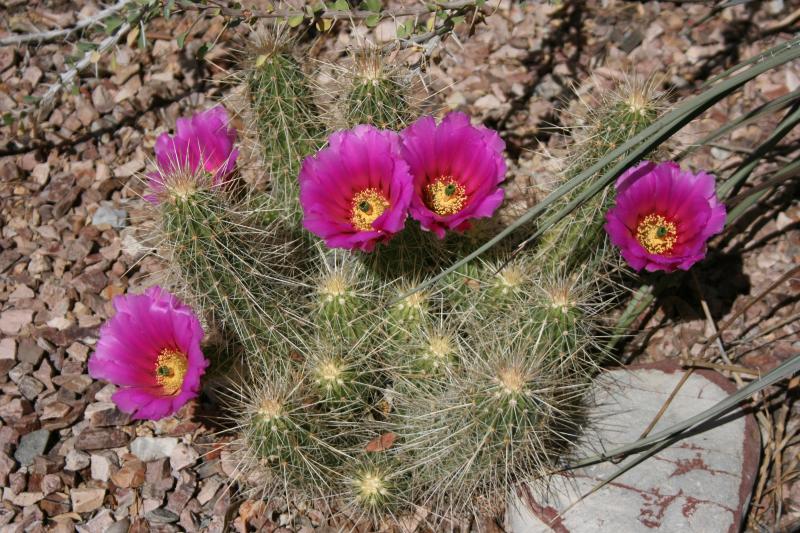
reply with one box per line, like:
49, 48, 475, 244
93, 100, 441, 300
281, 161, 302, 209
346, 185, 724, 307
170, 443, 199, 471
90, 452, 116, 482
507, 364, 759, 532
17, 338, 44, 365
145, 508, 180, 524
105, 518, 130, 533
130, 436, 178, 462
92, 203, 127, 229
65, 449, 91, 471
77, 508, 114, 533
13, 429, 50, 466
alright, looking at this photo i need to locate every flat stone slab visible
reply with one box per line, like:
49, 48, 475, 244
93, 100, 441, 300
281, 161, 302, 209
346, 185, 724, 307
508, 363, 759, 532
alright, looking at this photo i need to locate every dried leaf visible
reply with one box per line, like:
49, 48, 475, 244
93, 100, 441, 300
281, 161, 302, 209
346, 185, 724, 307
366, 432, 396, 452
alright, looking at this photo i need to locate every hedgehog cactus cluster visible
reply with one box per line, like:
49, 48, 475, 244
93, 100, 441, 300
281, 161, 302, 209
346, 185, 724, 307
132, 32, 673, 524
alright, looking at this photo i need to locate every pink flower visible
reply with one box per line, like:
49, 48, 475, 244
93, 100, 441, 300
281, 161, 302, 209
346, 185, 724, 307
88, 287, 209, 420
400, 112, 506, 238
299, 124, 414, 252
604, 161, 727, 272
147, 105, 239, 203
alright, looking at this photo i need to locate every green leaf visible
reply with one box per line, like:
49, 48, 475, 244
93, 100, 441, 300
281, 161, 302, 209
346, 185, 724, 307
288, 15, 305, 27
333, 0, 349, 10
451, 15, 465, 25
726, 156, 800, 223
138, 21, 147, 49
476, 0, 486, 5
676, 88, 800, 162
176, 32, 187, 49
365, 14, 380, 27
365, 0, 381, 11
718, 102, 800, 198
197, 42, 213, 59
2, 113, 13, 126
76, 41, 99, 53
103, 15, 124, 35
162, 0, 174, 18
126, 8, 142, 23
396, 20, 414, 39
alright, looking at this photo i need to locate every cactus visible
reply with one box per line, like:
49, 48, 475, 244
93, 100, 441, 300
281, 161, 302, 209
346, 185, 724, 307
156, 187, 302, 364
244, 29, 325, 219
150, 24, 669, 523
324, 46, 423, 131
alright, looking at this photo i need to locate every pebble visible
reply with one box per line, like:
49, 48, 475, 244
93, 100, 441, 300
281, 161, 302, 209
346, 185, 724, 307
130, 436, 178, 462
78, 508, 115, 533
16, 339, 44, 365
90, 452, 116, 482
170, 443, 199, 471
13, 429, 51, 467
70, 487, 106, 513
0, 339, 16, 374
91, 204, 127, 229
65, 449, 91, 471
84, 402, 131, 427
111, 457, 145, 488
0, 309, 33, 336
74, 428, 130, 451
145, 508, 179, 524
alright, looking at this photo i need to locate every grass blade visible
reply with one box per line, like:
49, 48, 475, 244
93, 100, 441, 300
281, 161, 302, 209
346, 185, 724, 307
400, 37, 800, 300
565, 354, 800, 470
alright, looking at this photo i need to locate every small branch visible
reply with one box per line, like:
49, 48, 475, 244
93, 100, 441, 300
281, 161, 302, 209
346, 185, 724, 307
176, 0, 490, 21
38, 18, 136, 115
701, 264, 800, 353
680, 358, 760, 376
0, 0, 133, 47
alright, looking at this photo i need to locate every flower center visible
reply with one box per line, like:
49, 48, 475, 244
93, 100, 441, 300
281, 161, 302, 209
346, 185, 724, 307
155, 348, 188, 396
350, 188, 390, 231
497, 367, 525, 395
424, 177, 467, 216
356, 472, 389, 504
636, 214, 678, 255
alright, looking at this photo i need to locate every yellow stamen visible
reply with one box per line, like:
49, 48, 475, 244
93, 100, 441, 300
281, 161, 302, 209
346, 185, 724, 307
258, 398, 283, 421
155, 348, 188, 396
636, 214, 678, 254
424, 177, 467, 216
356, 472, 389, 504
497, 367, 525, 394
350, 188, 390, 231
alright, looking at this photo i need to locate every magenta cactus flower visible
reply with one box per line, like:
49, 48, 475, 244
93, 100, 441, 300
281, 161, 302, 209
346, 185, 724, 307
88, 286, 209, 420
604, 161, 727, 272
400, 112, 506, 238
299, 124, 414, 252
147, 105, 239, 203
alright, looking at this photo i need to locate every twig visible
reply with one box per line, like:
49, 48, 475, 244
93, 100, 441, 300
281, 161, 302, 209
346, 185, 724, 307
680, 358, 759, 376
176, 0, 490, 21
0, 0, 133, 47
38, 18, 136, 116
701, 264, 800, 353
729, 312, 800, 348
762, 7, 800, 36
